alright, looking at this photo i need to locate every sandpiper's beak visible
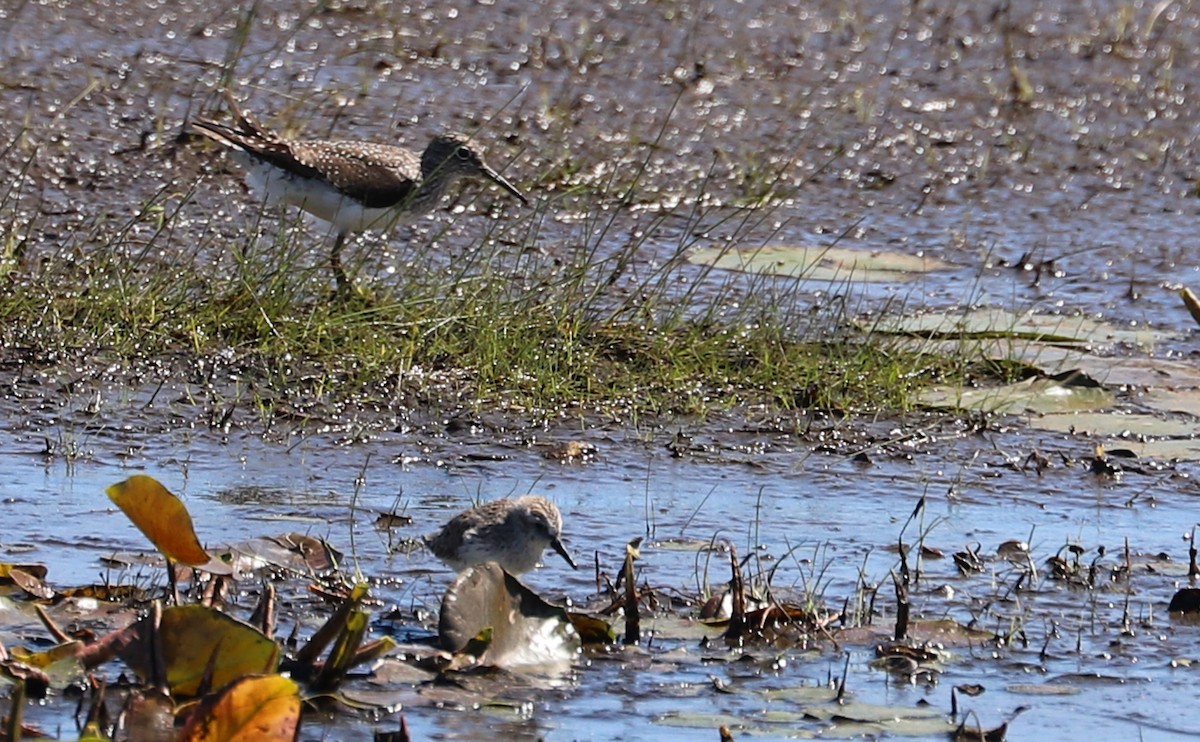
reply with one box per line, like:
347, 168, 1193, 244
482, 166, 529, 206
551, 537, 578, 570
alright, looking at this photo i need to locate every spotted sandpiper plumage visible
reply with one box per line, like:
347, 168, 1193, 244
191, 93, 528, 294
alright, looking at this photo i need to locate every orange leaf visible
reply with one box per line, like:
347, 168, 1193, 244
179, 674, 300, 742
106, 475, 210, 566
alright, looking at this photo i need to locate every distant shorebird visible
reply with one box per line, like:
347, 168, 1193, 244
425, 496, 578, 575
191, 93, 528, 294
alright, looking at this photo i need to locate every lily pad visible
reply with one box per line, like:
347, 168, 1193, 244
688, 244, 954, 282
1140, 389, 1200, 419
872, 308, 1174, 351
918, 374, 1114, 415
1029, 412, 1200, 438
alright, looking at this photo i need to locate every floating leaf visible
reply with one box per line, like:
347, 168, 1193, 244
1120, 439, 1200, 462
118, 605, 279, 697
688, 244, 954, 282
8, 641, 85, 684
219, 534, 343, 577
179, 674, 300, 742
872, 308, 1174, 351
1029, 412, 1200, 438
567, 612, 617, 645
918, 373, 1113, 415
1140, 389, 1200, 419
439, 562, 579, 670
894, 337, 1200, 387
106, 475, 210, 566
0, 564, 47, 581
0, 565, 53, 599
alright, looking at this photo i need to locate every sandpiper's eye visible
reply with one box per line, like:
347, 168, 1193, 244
455, 146, 472, 160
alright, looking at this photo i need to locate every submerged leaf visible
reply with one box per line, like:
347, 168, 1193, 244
122, 690, 176, 742
106, 475, 210, 566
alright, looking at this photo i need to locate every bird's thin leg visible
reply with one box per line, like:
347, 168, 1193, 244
330, 231, 350, 298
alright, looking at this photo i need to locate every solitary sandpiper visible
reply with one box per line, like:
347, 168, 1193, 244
191, 93, 528, 294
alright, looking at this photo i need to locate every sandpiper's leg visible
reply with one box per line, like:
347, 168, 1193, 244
330, 231, 351, 298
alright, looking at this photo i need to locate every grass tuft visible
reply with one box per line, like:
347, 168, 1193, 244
0, 129, 958, 429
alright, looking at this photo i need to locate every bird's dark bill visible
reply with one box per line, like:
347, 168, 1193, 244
483, 167, 529, 206
552, 538, 578, 570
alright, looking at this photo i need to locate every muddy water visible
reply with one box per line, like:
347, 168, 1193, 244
4, 0, 1200, 739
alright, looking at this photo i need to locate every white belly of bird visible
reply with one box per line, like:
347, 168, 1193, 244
241, 158, 403, 234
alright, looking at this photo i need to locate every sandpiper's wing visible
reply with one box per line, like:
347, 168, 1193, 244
191, 93, 419, 209
425, 501, 498, 558
287, 140, 420, 208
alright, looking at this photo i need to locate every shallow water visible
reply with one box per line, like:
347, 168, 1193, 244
3, 417, 1199, 740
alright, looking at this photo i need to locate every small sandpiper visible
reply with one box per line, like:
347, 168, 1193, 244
190, 92, 528, 294
425, 495, 578, 575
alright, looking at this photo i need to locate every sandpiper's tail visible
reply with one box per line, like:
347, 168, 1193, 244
191, 91, 328, 184
191, 91, 282, 157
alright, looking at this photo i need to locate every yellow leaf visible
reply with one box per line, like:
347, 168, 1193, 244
106, 475, 210, 566
179, 674, 300, 742
8, 640, 85, 684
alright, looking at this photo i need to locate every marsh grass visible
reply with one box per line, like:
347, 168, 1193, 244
0, 120, 960, 429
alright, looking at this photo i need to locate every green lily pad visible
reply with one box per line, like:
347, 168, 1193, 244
1123, 439, 1200, 462
872, 308, 1174, 351
1029, 412, 1200, 438
1140, 389, 1200, 419
895, 337, 1200, 387
918, 374, 1114, 415
687, 244, 954, 282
